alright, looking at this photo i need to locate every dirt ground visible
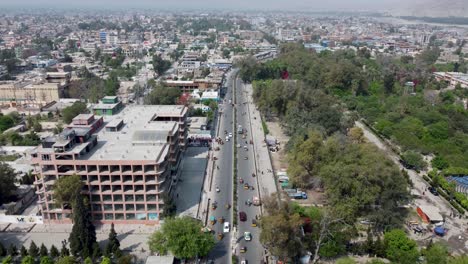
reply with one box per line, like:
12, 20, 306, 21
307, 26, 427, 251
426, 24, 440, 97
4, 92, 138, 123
266, 121, 289, 172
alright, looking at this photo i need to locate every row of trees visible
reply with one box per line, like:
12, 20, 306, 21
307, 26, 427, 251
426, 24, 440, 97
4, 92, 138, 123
241, 43, 467, 174
68, 67, 120, 104
148, 216, 215, 259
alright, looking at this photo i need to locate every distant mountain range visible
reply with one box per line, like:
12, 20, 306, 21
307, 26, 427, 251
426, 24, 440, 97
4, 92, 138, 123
390, 0, 468, 18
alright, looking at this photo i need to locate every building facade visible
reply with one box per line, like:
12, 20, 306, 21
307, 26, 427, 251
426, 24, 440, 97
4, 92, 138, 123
32, 105, 188, 224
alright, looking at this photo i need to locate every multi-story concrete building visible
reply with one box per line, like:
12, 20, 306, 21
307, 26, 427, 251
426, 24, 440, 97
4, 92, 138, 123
32, 105, 188, 224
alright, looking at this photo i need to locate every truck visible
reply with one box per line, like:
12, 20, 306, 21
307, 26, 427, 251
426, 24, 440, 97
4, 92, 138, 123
283, 188, 298, 194
237, 125, 243, 134
288, 191, 308, 199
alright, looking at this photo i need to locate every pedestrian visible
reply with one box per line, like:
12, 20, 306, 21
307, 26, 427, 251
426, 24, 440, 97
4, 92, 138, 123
423, 191, 425, 195
177, 193, 179, 198
262, 171, 264, 174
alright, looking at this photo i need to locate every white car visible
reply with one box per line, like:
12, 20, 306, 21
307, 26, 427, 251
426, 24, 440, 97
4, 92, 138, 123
228, 133, 233, 138
223, 222, 230, 233
244, 231, 252, 241
226, 136, 230, 142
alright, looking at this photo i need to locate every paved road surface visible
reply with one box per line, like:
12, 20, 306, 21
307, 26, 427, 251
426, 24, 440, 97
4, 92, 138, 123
206, 70, 236, 263
233, 79, 264, 263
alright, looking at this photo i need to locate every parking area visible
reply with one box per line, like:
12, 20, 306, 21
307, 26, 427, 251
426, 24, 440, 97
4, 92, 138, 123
174, 147, 209, 219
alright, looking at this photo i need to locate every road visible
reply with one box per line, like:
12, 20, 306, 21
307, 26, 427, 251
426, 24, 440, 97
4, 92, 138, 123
233, 79, 264, 263
206, 70, 235, 263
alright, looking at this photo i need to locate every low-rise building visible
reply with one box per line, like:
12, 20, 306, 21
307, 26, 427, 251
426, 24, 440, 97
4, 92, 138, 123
92, 96, 124, 116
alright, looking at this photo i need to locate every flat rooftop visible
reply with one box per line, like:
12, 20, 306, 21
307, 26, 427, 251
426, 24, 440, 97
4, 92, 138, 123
39, 105, 186, 162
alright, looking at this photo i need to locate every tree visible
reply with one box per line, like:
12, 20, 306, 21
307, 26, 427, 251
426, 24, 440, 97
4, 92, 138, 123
100, 257, 111, 264
152, 55, 171, 76
60, 242, 70, 257
20, 246, 28, 257
21, 256, 34, 264
2, 256, 12, 264
7, 244, 18, 256
0, 242, 5, 256
40, 243, 48, 257
0, 162, 17, 204
383, 73, 395, 94
61, 102, 88, 124
424, 242, 448, 264
0, 115, 15, 132
401, 151, 427, 171
148, 216, 215, 259
40, 256, 54, 264
144, 84, 181, 105
29, 241, 39, 258
84, 257, 93, 264
92, 243, 102, 260
55, 256, 77, 264
53, 175, 83, 206
160, 193, 176, 218
384, 229, 419, 264
259, 195, 304, 261
105, 223, 120, 257
69, 190, 97, 258
348, 127, 365, 143
287, 131, 324, 188
50, 245, 59, 258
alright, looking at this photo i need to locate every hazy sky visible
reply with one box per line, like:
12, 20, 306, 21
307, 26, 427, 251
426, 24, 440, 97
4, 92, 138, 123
0, 0, 411, 11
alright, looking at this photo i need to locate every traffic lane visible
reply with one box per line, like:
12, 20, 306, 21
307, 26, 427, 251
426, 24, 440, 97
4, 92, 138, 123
235, 126, 262, 257
208, 79, 234, 262
236, 82, 263, 262
236, 133, 263, 261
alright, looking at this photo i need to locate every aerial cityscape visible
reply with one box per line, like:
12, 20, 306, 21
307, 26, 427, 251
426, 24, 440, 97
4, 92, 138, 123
0, 0, 467, 263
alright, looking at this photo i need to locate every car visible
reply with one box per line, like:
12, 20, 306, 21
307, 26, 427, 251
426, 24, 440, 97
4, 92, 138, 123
225, 136, 230, 142
223, 222, 230, 233
239, 211, 247, 221
228, 133, 233, 138
241, 260, 247, 264
244, 231, 252, 241
240, 246, 247, 253
428, 186, 439, 196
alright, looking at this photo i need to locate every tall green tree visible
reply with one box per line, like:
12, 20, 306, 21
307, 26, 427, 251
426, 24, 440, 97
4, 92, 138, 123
384, 229, 419, 264
148, 216, 215, 259
40, 243, 48, 257
105, 223, 120, 257
40, 256, 54, 264
49, 245, 59, 258
0, 242, 5, 256
152, 55, 171, 76
28, 241, 39, 258
54, 175, 96, 258
0, 162, 17, 205
424, 242, 448, 264
7, 244, 18, 256
61, 102, 88, 124
55, 256, 77, 264
69, 192, 96, 258
21, 256, 34, 264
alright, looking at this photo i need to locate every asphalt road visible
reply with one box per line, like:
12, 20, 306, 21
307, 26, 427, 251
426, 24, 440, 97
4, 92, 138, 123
207, 70, 235, 263
234, 79, 264, 263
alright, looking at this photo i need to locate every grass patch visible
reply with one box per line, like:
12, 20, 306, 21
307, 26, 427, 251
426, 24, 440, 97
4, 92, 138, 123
0, 154, 20, 162
261, 119, 269, 135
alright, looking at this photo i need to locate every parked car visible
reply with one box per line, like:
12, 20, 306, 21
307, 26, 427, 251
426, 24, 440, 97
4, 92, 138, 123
428, 186, 439, 196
